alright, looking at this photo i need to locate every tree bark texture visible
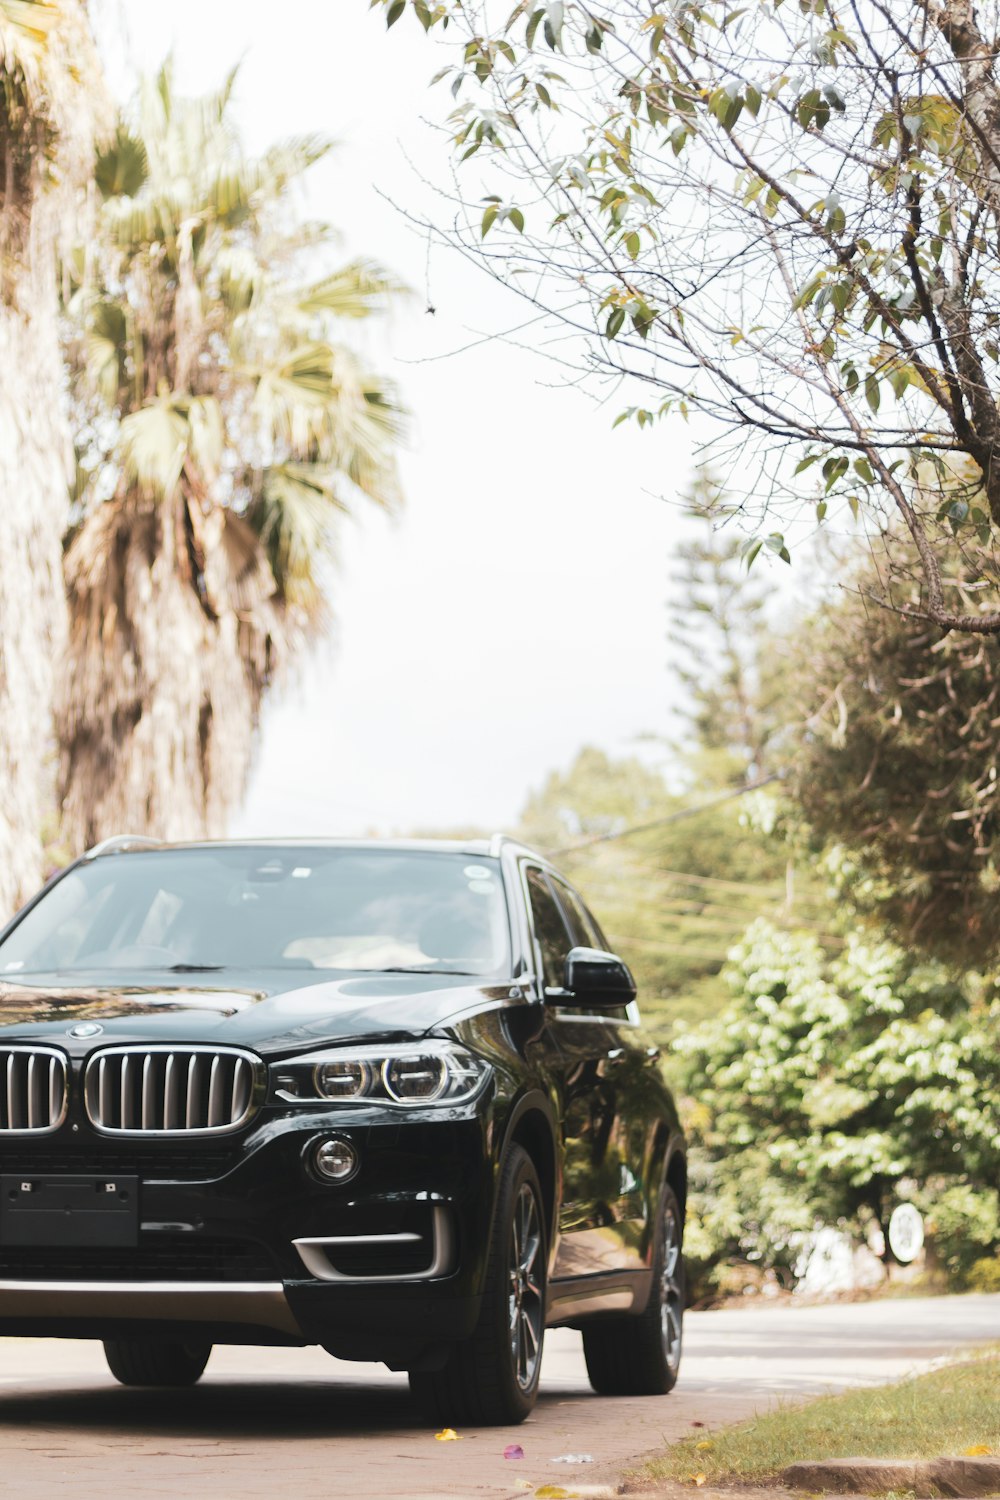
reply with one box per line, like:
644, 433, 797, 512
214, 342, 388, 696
0, 229, 72, 921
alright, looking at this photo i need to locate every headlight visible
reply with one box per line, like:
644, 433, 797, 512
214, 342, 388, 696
316, 1058, 372, 1100
272, 1041, 491, 1108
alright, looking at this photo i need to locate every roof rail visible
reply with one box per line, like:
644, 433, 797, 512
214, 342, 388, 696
488, 833, 546, 862
83, 834, 164, 860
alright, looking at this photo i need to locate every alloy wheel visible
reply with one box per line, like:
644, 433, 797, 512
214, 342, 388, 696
508, 1180, 543, 1391
660, 1202, 683, 1372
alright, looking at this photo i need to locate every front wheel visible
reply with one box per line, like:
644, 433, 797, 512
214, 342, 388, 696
409, 1144, 546, 1425
103, 1338, 211, 1387
583, 1183, 684, 1396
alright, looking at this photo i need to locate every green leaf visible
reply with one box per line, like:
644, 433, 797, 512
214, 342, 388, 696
386, 0, 405, 26
889, 368, 911, 399
508, 206, 525, 232
606, 306, 625, 339
865, 373, 881, 414
481, 202, 499, 237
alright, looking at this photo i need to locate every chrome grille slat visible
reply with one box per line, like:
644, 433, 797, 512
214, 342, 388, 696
164, 1054, 179, 1130
48, 1057, 60, 1122
98, 1055, 110, 1126
231, 1058, 250, 1123
120, 1053, 132, 1130
0, 1048, 67, 1134
85, 1047, 260, 1136
185, 1054, 199, 1130
141, 1054, 154, 1130
208, 1055, 223, 1128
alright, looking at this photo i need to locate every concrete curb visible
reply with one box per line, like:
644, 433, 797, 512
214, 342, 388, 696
783, 1456, 1000, 1496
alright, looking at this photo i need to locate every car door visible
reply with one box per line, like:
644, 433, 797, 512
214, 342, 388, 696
551, 876, 652, 1264
522, 863, 642, 1279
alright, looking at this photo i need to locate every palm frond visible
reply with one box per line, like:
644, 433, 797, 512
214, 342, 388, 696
215, 243, 263, 314
186, 395, 224, 478
247, 462, 345, 614
260, 134, 331, 191
94, 124, 148, 199
117, 399, 190, 499
297, 259, 409, 320
252, 341, 340, 451
0, 1, 58, 71
83, 298, 127, 403
338, 374, 407, 507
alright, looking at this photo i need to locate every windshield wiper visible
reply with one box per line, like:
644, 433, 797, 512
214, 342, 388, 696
167, 963, 226, 973
376, 966, 476, 976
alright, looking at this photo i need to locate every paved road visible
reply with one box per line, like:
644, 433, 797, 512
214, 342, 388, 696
0, 1294, 997, 1499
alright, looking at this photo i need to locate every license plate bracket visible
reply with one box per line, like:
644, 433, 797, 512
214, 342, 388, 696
0, 1174, 139, 1247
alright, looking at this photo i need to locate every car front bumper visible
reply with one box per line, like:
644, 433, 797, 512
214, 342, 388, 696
0, 1107, 495, 1367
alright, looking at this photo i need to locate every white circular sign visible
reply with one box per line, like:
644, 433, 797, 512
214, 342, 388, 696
888, 1203, 925, 1264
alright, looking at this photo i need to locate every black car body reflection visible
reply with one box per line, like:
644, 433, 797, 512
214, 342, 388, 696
0, 836, 686, 1423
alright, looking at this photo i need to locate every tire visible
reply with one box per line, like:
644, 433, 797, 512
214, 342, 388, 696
409, 1145, 546, 1426
103, 1338, 212, 1387
582, 1182, 684, 1396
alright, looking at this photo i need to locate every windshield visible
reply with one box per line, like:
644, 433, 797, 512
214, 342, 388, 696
0, 847, 511, 979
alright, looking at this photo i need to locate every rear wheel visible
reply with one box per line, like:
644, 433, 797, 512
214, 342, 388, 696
103, 1338, 211, 1387
583, 1183, 684, 1396
409, 1144, 546, 1426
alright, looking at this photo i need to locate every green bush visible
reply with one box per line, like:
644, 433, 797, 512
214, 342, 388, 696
922, 1184, 1000, 1281
675, 922, 1000, 1290
964, 1255, 1000, 1294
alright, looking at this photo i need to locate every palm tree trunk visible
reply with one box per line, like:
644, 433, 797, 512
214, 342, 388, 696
0, 244, 72, 920
56, 491, 279, 851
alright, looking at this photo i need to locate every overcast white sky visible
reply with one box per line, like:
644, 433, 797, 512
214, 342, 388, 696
95, 0, 708, 836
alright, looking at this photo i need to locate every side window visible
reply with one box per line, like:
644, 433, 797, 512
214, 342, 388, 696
524, 867, 573, 991
552, 879, 600, 950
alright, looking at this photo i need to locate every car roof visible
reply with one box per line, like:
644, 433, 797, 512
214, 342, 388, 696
83, 833, 548, 864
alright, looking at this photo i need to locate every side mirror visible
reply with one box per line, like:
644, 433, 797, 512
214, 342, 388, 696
558, 946, 637, 1008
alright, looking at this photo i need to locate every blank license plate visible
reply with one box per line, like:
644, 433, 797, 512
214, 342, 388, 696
0, 1174, 139, 1247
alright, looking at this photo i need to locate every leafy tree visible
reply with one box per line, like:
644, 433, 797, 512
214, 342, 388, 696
518, 746, 812, 1037
676, 921, 1000, 1293
792, 550, 1000, 964
0, 0, 106, 917
57, 65, 406, 849
375, 0, 1000, 632
667, 476, 785, 784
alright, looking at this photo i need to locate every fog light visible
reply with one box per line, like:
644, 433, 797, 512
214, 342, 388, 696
311, 1137, 358, 1183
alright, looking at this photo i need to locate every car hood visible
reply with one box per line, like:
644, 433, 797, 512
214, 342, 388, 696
0, 971, 511, 1057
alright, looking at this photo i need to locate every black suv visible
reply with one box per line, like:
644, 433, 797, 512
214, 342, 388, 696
0, 837, 685, 1424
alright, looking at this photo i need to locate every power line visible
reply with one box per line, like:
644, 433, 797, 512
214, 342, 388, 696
547, 773, 783, 857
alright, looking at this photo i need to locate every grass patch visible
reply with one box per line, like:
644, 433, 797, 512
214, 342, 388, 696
646, 1357, 1000, 1486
